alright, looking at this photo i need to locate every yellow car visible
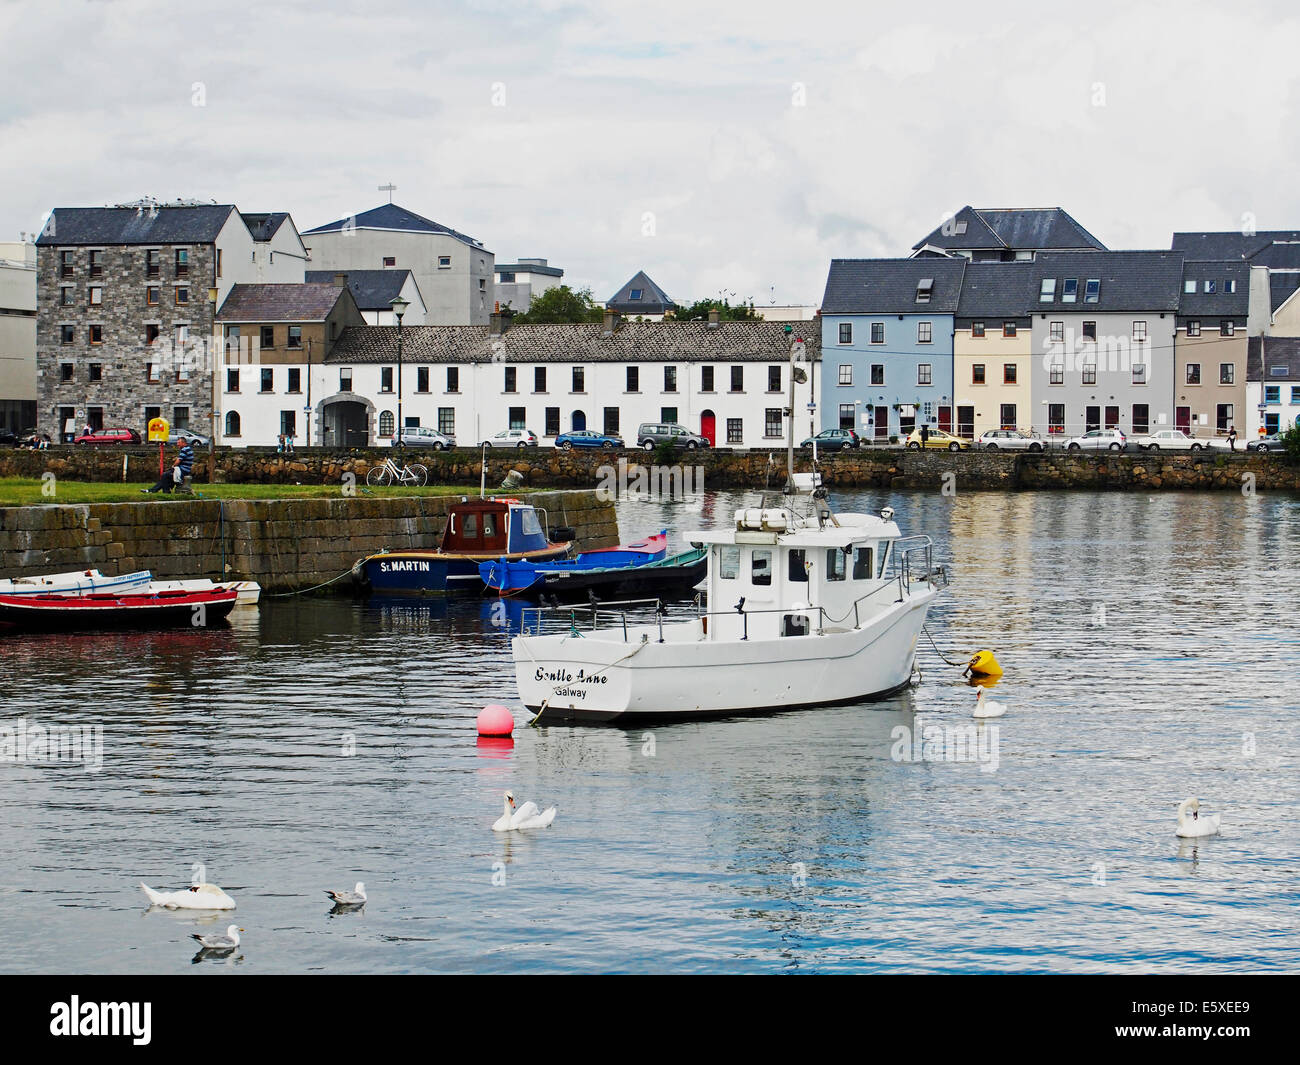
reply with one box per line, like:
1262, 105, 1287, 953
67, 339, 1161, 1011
905, 428, 970, 451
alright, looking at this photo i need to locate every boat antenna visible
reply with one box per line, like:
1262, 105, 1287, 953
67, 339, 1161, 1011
480, 442, 488, 499
784, 327, 808, 491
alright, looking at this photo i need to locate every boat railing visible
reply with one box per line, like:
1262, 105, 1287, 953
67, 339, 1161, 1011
893, 535, 948, 593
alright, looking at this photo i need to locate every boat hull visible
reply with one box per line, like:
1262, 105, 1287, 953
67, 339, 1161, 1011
363, 547, 570, 595
511, 590, 934, 723
0, 569, 152, 596
0, 589, 239, 631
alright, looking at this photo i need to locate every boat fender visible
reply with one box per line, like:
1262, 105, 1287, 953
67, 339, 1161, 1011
965, 649, 1003, 677
551, 526, 576, 543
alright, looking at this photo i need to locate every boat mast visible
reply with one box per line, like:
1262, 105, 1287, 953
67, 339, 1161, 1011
785, 327, 807, 489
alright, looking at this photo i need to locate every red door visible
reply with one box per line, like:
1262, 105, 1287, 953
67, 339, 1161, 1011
1176, 406, 1191, 433
1105, 405, 1120, 430
700, 410, 716, 446
874, 406, 888, 439
938, 405, 952, 433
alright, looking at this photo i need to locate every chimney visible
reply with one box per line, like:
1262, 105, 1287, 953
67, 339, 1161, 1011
333, 272, 348, 289
490, 306, 513, 335
602, 309, 620, 336
707, 307, 721, 330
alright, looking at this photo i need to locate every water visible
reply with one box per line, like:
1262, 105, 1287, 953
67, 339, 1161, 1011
1, 489, 1298, 973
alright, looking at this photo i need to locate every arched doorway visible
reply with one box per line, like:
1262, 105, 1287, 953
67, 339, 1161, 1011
571, 410, 587, 431
700, 409, 716, 446
317, 394, 375, 448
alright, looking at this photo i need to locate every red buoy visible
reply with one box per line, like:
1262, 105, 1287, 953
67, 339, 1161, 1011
476, 703, 515, 737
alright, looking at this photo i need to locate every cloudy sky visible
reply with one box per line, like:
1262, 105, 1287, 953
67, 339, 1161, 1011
3, 0, 1298, 305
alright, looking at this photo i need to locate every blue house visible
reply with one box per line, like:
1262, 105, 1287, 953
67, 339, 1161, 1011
820, 258, 966, 440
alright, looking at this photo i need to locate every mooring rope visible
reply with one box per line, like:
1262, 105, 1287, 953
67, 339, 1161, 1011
922, 625, 966, 667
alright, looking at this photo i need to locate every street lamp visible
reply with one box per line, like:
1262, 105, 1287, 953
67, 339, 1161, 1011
390, 295, 410, 447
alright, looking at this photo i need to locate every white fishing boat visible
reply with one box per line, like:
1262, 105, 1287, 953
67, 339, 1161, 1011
510, 348, 949, 724
0, 568, 152, 596
148, 579, 261, 606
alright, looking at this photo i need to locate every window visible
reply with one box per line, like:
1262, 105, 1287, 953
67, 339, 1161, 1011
1186, 364, 1201, 384
626, 366, 639, 392
730, 366, 744, 392
438, 408, 455, 435
88, 250, 103, 279
700, 365, 714, 391
60, 251, 74, 278
260, 326, 274, 349
225, 411, 241, 436
280, 410, 296, 438
764, 408, 783, 438
1264, 412, 1279, 434
826, 549, 846, 582
972, 322, 985, 338
1292, 386, 1300, 404
1187, 321, 1201, 337
260, 368, 274, 392
1218, 404, 1235, 433
340, 368, 352, 391
1082, 321, 1097, 341
499, 271, 515, 283
603, 407, 619, 434
287, 367, 301, 393
533, 366, 546, 393
1204, 279, 1216, 294
504, 366, 517, 392
1220, 320, 1235, 336
838, 323, 852, 344
287, 326, 302, 349
972, 364, 986, 385
60, 324, 75, 344
380, 367, 394, 392
146, 249, 160, 278
216, 248, 222, 279
478, 278, 486, 292
226, 368, 239, 392
446, 366, 459, 393
416, 367, 429, 393
88, 324, 103, 345
1219, 362, 1233, 383
788, 549, 808, 583
60, 362, 74, 381
1132, 363, 1146, 384
1003, 364, 1017, 384
1132, 321, 1146, 341
1184, 279, 1196, 294
870, 364, 884, 385
719, 545, 740, 579
852, 547, 874, 580
1062, 278, 1078, 303
147, 363, 160, 384
1132, 404, 1150, 434
1048, 403, 1065, 434
175, 286, 189, 305
87, 286, 102, 305
999, 403, 1017, 430
726, 418, 743, 443
839, 403, 855, 430
664, 366, 677, 392
629, 288, 643, 301
917, 363, 932, 385
870, 322, 884, 344
59, 287, 73, 306
509, 407, 526, 428
379, 410, 395, 436
752, 550, 772, 586
572, 366, 585, 392
545, 407, 560, 437
175, 249, 189, 277
915, 278, 934, 303
660, 406, 677, 424
383, 256, 396, 267
1264, 385, 1280, 404
838, 364, 853, 385
1049, 360, 1064, 385
1082, 363, 1097, 385
768, 365, 782, 392
1084, 279, 1100, 303
145, 286, 160, 307
174, 323, 189, 347
172, 406, 190, 429
1050, 321, 1064, 343
1003, 322, 1016, 338
88, 362, 102, 382
917, 321, 932, 344
1039, 278, 1056, 302
438, 256, 450, 268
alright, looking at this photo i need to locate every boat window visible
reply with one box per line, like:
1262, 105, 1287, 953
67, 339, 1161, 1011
788, 549, 808, 582
483, 513, 497, 538
826, 549, 846, 582
878, 542, 891, 578
462, 513, 478, 539
719, 546, 740, 579
853, 547, 874, 580
752, 550, 772, 586
781, 614, 811, 637
521, 509, 542, 537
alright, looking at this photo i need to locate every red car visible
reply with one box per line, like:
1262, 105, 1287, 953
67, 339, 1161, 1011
75, 427, 142, 446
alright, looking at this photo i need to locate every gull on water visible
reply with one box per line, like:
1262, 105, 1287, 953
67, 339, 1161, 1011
191, 925, 243, 951
325, 882, 367, 906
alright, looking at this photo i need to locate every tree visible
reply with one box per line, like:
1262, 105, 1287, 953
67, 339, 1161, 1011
669, 298, 760, 322
509, 285, 604, 324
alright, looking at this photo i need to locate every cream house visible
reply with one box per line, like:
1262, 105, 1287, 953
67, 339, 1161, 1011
952, 262, 1034, 437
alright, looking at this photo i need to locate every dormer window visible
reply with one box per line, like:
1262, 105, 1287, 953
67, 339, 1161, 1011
1204, 279, 1216, 294
1039, 279, 1056, 302
953, 221, 967, 234
1062, 279, 1078, 303
1084, 279, 1100, 303
1184, 279, 1196, 293
915, 278, 934, 304
629, 288, 643, 301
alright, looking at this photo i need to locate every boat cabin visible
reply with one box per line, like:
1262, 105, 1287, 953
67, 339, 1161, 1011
441, 497, 553, 557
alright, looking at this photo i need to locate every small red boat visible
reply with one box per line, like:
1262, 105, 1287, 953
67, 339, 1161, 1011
0, 587, 239, 631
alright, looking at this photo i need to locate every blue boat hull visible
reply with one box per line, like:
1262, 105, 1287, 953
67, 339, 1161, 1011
364, 547, 570, 596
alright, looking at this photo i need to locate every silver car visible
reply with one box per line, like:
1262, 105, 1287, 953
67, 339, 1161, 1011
978, 429, 1044, 452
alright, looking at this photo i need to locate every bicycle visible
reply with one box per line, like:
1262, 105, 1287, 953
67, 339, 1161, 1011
366, 456, 429, 487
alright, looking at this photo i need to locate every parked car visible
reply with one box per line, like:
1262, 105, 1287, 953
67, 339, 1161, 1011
1065, 428, 1128, 451
801, 428, 861, 451
636, 423, 711, 451
905, 428, 970, 452
978, 429, 1044, 452
170, 427, 210, 447
481, 428, 540, 449
1131, 429, 1205, 451
555, 429, 623, 450
1247, 432, 1288, 453
392, 426, 455, 449
0, 428, 17, 446
74, 427, 142, 446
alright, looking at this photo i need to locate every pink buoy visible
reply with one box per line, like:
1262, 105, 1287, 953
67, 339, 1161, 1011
477, 703, 515, 737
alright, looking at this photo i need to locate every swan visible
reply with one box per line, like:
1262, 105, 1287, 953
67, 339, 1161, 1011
325, 882, 367, 906
492, 790, 557, 832
973, 688, 1006, 718
1176, 797, 1221, 838
191, 925, 242, 951
141, 881, 236, 909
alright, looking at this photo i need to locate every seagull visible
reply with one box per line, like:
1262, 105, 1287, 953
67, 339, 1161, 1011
1176, 797, 1222, 838
191, 925, 243, 951
325, 882, 367, 907
493, 790, 557, 832
141, 881, 236, 909
973, 688, 1006, 718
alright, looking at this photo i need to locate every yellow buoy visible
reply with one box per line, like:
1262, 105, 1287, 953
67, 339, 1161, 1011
966, 649, 1003, 677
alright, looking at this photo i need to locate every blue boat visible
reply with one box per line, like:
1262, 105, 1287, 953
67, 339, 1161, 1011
359, 497, 571, 595
479, 530, 668, 596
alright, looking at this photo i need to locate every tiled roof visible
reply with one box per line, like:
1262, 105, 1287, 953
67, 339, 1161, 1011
1268, 272, 1300, 312
35, 205, 237, 246
607, 270, 676, 313
301, 203, 485, 248
913, 206, 1106, 252
1176, 260, 1251, 318
325, 319, 820, 365
216, 283, 347, 322
240, 212, 291, 242
822, 258, 966, 314
306, 270, 416, 311
1172, 231, 1300, 260
1247, 336, 1300, 381
954, 261, 1036, 318
1030, 251, 1184, 312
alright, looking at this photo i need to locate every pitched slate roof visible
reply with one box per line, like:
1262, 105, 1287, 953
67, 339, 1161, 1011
606, 270, 676, 314
301, 203, 485, 248
35, 205, 237, 246
1176, 260, 1251, 318
1030, 251, 1184, 312
305, 269, 418, 312
913, 207, 1106, 253
954, 261, 1036, 318
1172, 231, 1300, 260
822, 258, 966, 315
1268, 272, 1300, 312
240, 212, 291, 242
325, 319, 819, 365
217, 283, 348, 322
1247, 336, 1300, 381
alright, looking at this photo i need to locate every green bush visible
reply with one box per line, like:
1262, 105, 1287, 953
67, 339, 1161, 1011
1282, 422, 1300, 462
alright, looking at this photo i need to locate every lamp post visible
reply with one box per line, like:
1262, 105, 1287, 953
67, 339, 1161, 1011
390, 295, 410, 447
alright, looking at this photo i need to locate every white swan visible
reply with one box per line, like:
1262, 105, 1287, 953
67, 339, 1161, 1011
973, 688, 1006, 718
141, 881, 236, 909
1176, 797, 1221, 837
492, 790, 557, 832
191, 925, 242, 951
325, 882, 367, 906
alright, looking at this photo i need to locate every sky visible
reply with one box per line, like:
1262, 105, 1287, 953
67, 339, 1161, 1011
3, 0, 1299, 305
